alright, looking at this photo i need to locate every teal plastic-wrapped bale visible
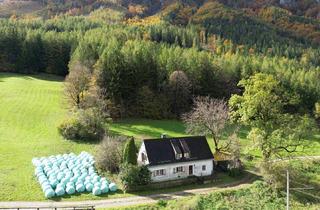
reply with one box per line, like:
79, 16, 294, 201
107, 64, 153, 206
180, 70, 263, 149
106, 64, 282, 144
109, 183, 117, 192
39, 178, 48, 185
92, 186, 101, 196
66, 186, 75, 195
94, 182, 101, 188
100, 184, 109, 194
57, 172, 64, 181
45, 188, 55, 198
64, 174, 72, 180
61, 178, 69, 185
49, 179, 58, 188
76, 180, 83, 186
55, 187, 65, 196
93, 175, 100, 182
35, 171, 45, 178
38, 175, 46, 182
85, 183, 94, 192
70, 176, 78, 183
42, 184, 52, 192
76, 183, 85, 193
101, 180, 109, 186
56, 183, 65, 190
48, 176, 56, 182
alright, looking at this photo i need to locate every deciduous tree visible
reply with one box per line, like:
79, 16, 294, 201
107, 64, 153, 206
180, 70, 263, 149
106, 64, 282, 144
96, 135, 125, 173
183, 96, 230, 152
229, 73, 315, 160
64, 62, 91, 108
169, 70, 191, 117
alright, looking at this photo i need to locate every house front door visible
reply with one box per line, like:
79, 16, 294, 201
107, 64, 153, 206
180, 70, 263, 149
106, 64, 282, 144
189, 165, 193, 175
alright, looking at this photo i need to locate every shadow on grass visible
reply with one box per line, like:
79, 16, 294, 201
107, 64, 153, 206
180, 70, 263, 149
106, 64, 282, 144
0, 72, 64, 82
49, 189, 123, 201
64, 138, 102, 146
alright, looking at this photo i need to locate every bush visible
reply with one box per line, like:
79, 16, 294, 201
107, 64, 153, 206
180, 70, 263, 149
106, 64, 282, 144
58, 108, 105, 141
119, 164, 151, 190
157, 199, 167, 207
193, 181, 284, 209
228, 167, 243, 177
227, 160, 243, 177
95, 135, 125, 173
260, 159, 320, 189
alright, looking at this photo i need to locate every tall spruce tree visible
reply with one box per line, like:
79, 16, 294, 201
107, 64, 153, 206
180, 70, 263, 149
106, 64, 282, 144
123, 137, 137, 165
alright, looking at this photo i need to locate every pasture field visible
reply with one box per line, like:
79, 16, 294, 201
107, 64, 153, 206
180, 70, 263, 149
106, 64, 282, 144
0, 73, 319, 201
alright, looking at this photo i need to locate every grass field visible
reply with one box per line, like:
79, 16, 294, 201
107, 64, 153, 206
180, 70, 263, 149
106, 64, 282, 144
0, 73, 96, 201
0, 73, 241, 201
0, 73, 319, 202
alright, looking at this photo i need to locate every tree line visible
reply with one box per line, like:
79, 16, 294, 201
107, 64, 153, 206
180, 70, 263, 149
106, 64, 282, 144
0, 16, 319, 119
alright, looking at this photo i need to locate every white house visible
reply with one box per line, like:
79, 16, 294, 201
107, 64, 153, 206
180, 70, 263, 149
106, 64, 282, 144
137, 136, 214, 182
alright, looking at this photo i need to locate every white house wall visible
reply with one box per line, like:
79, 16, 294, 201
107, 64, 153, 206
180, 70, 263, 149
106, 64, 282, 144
148, 159, 213, 182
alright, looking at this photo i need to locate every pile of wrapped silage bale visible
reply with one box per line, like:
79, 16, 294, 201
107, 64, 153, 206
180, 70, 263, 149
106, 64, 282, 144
32, 151, 117, 198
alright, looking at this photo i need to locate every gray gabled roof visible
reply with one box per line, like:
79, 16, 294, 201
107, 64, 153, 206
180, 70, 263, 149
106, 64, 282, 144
143, 136, 214, 166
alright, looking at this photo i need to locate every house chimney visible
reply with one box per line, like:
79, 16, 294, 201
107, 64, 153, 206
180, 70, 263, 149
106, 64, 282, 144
161, 133, 167, 139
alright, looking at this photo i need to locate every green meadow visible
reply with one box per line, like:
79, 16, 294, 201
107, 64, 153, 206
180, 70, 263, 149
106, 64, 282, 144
0, 73, 319, 201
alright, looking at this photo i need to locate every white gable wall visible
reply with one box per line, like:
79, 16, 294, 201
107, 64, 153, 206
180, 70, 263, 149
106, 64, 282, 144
137, 142, 149, 165
148, 159, 214, 182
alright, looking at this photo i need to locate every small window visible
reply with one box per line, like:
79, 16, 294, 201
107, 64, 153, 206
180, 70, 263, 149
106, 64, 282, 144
175, 153, 182, 159
202, 165, 206, 171
174, 166, 184, 173
153, 169, 166, 177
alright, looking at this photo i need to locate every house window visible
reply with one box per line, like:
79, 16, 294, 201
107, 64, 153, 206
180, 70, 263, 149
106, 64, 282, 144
175, 153, 182, 159
153, 169, 166, 177
173, 166, 184, 174
202, 165, 206, 171
141, 153, 147, 162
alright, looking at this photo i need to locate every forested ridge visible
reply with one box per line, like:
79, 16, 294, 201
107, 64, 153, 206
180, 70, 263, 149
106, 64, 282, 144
0, 0, 319, 119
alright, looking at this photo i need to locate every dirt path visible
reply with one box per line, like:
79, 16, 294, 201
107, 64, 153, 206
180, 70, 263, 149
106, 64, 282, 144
0, 173, 257, 209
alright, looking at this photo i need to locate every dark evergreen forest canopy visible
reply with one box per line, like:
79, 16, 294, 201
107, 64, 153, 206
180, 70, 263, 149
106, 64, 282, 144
0, 0, 319, 119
